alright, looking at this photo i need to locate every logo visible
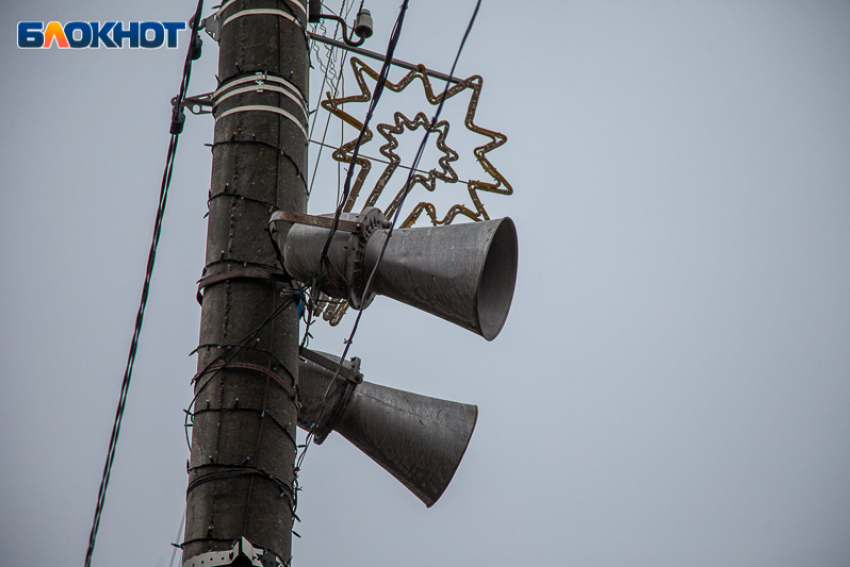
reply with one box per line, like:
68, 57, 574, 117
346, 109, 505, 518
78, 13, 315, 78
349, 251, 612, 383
18, 21, 187, 49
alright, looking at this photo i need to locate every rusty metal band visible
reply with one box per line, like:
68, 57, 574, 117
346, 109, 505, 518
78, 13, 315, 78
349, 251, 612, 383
192, 407, 297, 447
178, 537, 235, 550
216, 105, 308, 139
186, 465, 294, 504
207, 191, 278, 211
269, 210, 361, 233
196, 265, 289, 304
202, 258, 281, 272
191, 342, 290, 369
194, 361, 298, 402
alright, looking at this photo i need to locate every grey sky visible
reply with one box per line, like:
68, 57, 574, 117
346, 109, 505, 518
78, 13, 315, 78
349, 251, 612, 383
1, 1, 849, 566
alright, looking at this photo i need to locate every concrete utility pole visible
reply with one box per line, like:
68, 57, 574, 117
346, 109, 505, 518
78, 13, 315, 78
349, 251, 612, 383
183, 1, 308, 565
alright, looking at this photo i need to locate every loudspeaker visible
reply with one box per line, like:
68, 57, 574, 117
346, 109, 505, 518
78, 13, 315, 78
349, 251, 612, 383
297, 349, 478, 507
273, 207, 518, 340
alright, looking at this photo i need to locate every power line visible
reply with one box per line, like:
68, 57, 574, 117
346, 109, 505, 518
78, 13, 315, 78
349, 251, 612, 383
338, 0, 483, 395
296, 0, 483, 475
167, 508, 186, 567
83, 3, 205, 565
292, 0, 413, 502
316, 0, 410, 269
307, 0, 356, 198
387, 0, 482, 230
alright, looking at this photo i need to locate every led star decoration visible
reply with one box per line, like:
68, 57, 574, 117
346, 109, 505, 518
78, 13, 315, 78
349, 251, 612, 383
317, 56, 513, 324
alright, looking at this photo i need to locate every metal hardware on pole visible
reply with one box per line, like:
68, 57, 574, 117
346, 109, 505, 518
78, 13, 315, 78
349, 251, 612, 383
307, 32, 464, 84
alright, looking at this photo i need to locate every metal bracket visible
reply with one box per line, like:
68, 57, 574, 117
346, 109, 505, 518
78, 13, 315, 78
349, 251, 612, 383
269, 207, 390, 310
269, 210, 363, 235
200, 13, 221, 42
299, 347, 363, 384
298, 347, 362, 444
173, 92, 214, 115
196, 263, 289, 304
307, 32, 463, 84
182, 537, 287, 567
177, 68, 308, 129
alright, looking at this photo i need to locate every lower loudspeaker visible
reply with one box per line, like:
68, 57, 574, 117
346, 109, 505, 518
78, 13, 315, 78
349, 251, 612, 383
297, 349, 478, 507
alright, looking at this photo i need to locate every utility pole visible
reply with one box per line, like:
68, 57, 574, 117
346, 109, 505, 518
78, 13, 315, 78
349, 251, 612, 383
183, 1, 308, 565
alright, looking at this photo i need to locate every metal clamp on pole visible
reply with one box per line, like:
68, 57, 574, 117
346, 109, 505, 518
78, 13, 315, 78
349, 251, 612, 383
201, 0, 306, 43
178, 73, 309, 136
196, 263, 289, 304
216, 104, 308, 139
214, 72, 309, 122
172, 92, 214, 115
221, 6, 304, 31
182, 537, 288, 567
212, 72, 309, 138
269, 210, 363, 235
218, 0, 307, 20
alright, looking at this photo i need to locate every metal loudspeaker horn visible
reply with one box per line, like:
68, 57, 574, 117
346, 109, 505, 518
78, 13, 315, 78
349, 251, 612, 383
297, 349, 478, 507
270, 207, 519, 340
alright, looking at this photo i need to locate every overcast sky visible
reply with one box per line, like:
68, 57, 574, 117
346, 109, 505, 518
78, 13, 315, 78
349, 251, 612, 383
1, 1, 849, 566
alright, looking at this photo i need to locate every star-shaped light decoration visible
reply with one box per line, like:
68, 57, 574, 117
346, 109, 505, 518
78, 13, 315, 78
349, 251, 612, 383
316, 56, 513, 325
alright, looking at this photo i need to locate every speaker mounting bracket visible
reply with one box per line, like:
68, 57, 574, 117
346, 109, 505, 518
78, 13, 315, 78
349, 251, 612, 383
299, 347, 362, 384
270, 210, 362, 235
182, 537, 287, 567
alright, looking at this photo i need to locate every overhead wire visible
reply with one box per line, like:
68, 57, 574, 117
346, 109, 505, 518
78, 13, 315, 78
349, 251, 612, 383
296, 0, 482, 473
334, 0, 483, 410
307, 0, 357, 198
183, 289, 304, 451
167, 508, 186, 567
82, 2, 205, 566
292, 0, 412, 507
316, 0, 409, 267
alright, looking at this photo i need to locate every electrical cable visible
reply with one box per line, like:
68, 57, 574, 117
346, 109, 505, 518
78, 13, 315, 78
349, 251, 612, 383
346, 0, 482, 352
183, 291, 303, 451
291, 0, 410, 355
83, 2, 205, 566
387, 0, 480, 231
296, 0, 482, 476
167, 508, 186, 567
291, 0, 412, 468
315, 0, 409, 273
307, 0, 356, 198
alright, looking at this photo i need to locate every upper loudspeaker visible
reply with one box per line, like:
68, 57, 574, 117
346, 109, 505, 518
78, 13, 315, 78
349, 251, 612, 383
272, 208, 518, 340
